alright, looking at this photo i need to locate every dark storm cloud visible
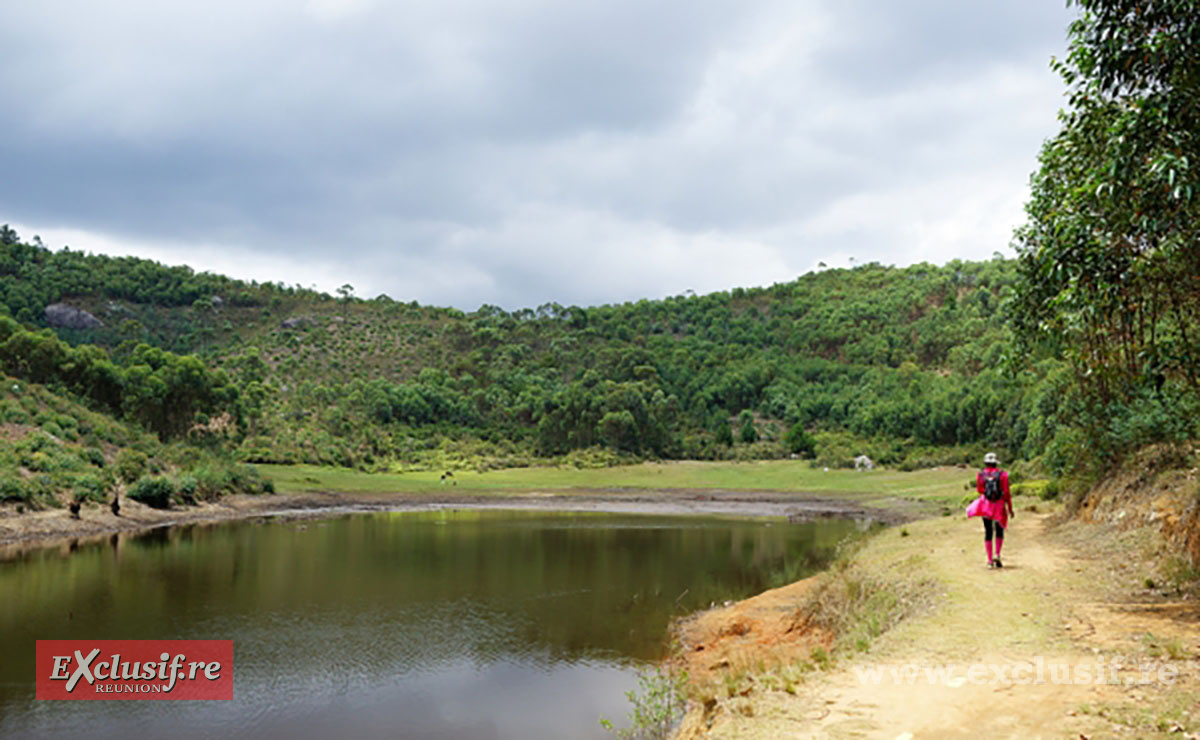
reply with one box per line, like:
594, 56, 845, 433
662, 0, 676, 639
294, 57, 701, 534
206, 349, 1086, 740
0, 0, 1075, 308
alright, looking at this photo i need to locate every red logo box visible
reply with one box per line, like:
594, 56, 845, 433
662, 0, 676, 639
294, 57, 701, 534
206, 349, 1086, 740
36, 640, 232, 700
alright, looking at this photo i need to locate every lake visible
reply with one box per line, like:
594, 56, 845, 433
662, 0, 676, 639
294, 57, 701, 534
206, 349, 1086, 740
0, 509, 860, 739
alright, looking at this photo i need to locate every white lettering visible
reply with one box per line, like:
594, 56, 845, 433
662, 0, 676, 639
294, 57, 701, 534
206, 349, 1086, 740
65, 649, 101, 692
165, 654, 186, 693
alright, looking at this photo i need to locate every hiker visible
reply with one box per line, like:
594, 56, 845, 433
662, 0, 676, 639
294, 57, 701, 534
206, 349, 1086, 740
966, 452, 1013, 568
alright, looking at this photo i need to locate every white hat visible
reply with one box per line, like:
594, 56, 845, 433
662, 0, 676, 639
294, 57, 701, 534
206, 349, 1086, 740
983, 452, 999, 465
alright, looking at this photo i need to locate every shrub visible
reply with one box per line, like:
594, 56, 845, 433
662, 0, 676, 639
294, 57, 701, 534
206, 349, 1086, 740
600, 666, 688, 739
72, 474, 108, 503
192, 465, 233, 500
785, 421, 816, 457
739, 418, 759, 444
127, 476, 175, 509
81, 447, 106, 468
1, 401, 30, 424
26, 475, 54, 506
176, 475, 199, 504
115, 449, 149, 483
0, 476, 26, 503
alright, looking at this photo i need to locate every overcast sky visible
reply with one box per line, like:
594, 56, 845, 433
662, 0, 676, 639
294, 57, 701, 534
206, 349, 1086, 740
0, 0, 1075, 310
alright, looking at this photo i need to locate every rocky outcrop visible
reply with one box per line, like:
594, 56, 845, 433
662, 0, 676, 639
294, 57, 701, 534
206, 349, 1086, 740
280, 317, 315, 330
44, 303, 103, 329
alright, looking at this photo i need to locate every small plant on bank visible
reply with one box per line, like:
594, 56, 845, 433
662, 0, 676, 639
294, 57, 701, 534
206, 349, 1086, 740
127, 476, 175, 509
600, 666, 689, 739
809, 646, 832, 670
1164, 637, 1189, 661
1160, 555, 1200, 593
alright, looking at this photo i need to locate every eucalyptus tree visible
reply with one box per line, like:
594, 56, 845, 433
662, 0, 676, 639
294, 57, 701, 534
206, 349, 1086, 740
1014, 0, 1200, 447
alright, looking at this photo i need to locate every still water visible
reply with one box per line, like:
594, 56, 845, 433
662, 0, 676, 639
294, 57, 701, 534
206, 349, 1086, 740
0, 509, 859, 739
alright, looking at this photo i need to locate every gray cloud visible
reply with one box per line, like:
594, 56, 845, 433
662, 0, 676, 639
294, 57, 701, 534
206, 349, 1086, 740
0, 0, 1075, 309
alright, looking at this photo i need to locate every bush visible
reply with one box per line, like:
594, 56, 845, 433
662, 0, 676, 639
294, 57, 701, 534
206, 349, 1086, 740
191, 465, 233, 500
0, 476, 26, 503
72, 474, 108, 503
1, 402, 30, 424
81, 447, 106, 468
739, 419, 759, 444
713, 420, 733, 446
127, 476, 175, 509
115, 449, 149, 483
176, 474, 199, 504
600, 666, 688, 739
785, 421, 816, 457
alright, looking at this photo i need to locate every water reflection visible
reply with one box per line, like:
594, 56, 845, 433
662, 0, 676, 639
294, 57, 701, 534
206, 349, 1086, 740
0, 510, 857, 739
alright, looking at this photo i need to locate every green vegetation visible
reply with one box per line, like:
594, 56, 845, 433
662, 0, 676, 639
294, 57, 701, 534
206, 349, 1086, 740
262, 460, 969, 505
1, 229, 1065, 474
0, 317, 240, 440
1013, 0, 1200, 470
0, 375, 268, 510
601, 667, 689, 739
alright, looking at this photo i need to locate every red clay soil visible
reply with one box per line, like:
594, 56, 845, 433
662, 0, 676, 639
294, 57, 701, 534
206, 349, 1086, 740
672, 576, 831, 685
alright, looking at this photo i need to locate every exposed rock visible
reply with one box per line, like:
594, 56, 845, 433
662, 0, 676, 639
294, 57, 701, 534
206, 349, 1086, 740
211, 295, 225, 307
280, 317, 314, 330
44, 303, 103, 329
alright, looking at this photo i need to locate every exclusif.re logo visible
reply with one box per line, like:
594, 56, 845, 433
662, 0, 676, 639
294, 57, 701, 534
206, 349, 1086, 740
36, 640, 233, 701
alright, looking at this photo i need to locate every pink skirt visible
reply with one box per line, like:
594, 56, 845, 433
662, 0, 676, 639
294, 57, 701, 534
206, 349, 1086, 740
966, 495, 1008, 529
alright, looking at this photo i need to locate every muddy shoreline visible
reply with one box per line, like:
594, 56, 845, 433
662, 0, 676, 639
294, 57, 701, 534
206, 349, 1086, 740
0, 488, 923, 555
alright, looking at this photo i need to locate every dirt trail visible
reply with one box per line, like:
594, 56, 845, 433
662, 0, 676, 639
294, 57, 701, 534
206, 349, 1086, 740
681, 512, 1200, 738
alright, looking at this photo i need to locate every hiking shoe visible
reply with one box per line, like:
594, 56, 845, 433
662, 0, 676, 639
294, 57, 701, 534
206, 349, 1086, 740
987, 560, 995, 568
994, 558, 1003, 569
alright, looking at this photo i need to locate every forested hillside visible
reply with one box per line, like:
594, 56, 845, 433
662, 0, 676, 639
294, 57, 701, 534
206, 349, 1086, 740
0, 230, 1076, 474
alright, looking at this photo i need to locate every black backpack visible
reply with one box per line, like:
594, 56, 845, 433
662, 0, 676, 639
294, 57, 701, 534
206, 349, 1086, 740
981, 470, 1003, 502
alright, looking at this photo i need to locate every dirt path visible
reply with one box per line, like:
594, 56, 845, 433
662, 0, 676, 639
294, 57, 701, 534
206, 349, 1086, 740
680, 511, 1200, 738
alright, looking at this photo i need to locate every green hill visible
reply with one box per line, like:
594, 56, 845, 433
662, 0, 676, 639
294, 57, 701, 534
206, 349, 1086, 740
0, 227, 1072, 475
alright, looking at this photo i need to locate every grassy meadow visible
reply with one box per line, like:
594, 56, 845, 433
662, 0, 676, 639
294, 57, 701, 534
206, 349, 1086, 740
261, 460, 981, 509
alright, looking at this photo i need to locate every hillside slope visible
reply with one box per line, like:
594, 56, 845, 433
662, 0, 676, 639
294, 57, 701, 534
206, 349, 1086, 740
1, 232, 1069, 472
0, 375, 269, 515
